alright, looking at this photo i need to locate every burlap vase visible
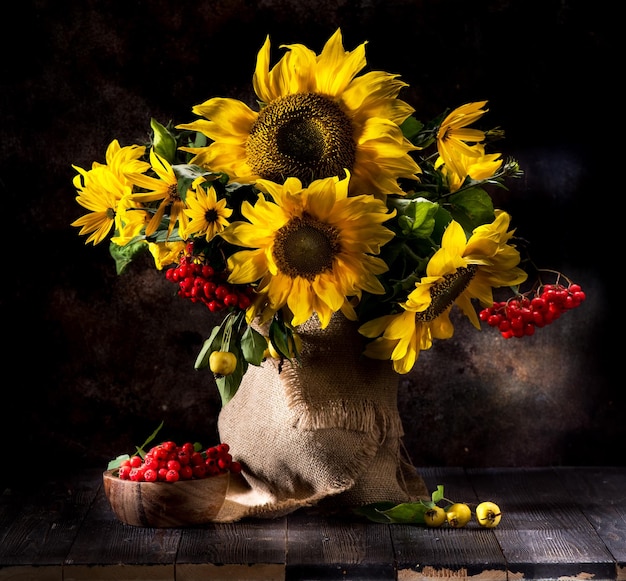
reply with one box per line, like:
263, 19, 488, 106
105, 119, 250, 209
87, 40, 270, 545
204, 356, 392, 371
214, 313, 428, 522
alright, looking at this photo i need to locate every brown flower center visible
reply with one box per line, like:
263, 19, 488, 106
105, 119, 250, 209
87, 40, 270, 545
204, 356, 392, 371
247, 93, 356, 186
272, 213, 340, 281
204, 208, 218, 224
168, 183, 179, 200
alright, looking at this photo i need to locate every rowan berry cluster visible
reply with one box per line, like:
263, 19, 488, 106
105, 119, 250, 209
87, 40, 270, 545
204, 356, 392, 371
165, 245, 253, 312
479, 281, 586, 339
117, 441, 242, 482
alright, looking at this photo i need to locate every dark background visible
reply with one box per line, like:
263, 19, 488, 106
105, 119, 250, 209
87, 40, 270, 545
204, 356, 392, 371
2, 0, 618, 483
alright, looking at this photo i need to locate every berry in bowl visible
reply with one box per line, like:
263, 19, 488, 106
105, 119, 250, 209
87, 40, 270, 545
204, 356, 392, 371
103, 440, 241, 527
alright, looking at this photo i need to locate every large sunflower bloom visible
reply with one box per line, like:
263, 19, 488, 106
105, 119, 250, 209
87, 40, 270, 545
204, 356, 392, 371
359, 210, 527, 373
72, 140, 147, 245
220, 173, 396, 328
437, 101, 488, 181
127, 148, 188, 238
183, 184, 233, 242
176, 29, 420, 198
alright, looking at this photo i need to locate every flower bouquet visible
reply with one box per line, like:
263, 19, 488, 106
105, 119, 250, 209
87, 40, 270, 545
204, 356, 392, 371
72, 29, 584, 520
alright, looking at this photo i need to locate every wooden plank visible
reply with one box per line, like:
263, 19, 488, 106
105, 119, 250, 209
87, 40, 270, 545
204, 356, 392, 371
175, 517, 287, 580
0, 469, 102, 581
556, 467, 626, 581
467, 467, 618, 580
285, 506, 396, 580
63, 475, 181, 581
0, 485, 32, 548
392, 467, 507, 580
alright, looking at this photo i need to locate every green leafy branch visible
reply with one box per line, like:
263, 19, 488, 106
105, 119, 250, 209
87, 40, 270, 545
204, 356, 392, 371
352, 484, 447, 525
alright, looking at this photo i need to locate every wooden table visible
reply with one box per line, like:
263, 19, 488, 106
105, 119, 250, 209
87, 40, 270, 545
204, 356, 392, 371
1, 466, 625, 580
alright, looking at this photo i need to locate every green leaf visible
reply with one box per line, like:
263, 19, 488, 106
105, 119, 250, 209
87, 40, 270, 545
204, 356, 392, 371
432, 484, 445, 504
195, 312, 251, 405
352, 502, 398, 523
400, 116, 425, 143
135, 420, 165, 457
269, 318, 297, 362
149, 225, 184, 244
109, 238, 147, 274
192, 131, 208, 148
215, 342, 247, 406
379, 501, 430, 524
150, 118, 177, 164
241, 325, 267, 366
107, 453, 130, 471
106, 421, 164, 470
393, 197, 440, 238
447, 187, 495, 232
194, 325, 223, 370
173, 164, 223, 199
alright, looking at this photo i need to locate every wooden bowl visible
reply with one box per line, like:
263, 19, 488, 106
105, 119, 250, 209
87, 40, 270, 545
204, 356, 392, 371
102, 469, 229, 527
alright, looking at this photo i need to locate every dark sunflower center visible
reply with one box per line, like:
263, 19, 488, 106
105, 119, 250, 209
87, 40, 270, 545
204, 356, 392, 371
247, 92, 356, 186
168, 183, 180, 201
415, 265, 477, 321
272, 213, 340, 281
205, 208, 218, 224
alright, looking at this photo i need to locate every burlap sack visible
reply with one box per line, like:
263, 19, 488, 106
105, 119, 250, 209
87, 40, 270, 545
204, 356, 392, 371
214, 313, 428, 522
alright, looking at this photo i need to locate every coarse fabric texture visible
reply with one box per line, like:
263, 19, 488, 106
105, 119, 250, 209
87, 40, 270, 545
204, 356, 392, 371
214, 313, 428, 522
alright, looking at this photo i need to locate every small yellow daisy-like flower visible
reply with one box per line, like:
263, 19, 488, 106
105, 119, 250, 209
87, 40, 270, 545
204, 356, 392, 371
437, 101, 489, 181
71, 140, 147, 245
183, 184, 233, 242
220, 173, 396, 329
359, 211, 527, 373
177, 29, 420, 199
127, 149, 188, 239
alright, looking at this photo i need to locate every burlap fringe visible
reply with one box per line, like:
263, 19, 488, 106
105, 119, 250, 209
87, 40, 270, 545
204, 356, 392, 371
287, 389, 405, 443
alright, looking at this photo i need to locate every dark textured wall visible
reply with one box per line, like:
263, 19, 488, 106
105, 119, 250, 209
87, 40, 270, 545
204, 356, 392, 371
2, 0, 617, 481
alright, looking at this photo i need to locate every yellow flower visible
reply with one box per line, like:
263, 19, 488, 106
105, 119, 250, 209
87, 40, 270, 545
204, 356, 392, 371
127, 149, 188, 239
176, 29, 420, 198
359, 211, 527, 373
183, 184, 233, 242
360, 310, 454, 374
71, 140, 147, 245
103, 139, 151, 177
437, 101, 489, 181
148, 241, 187, 270
110, 195, 151, 247
435, 143, 503, 192
220, 173, 395, 328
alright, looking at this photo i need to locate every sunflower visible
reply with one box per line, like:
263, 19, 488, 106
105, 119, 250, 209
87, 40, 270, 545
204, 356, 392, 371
183, 183, 233, 242
127, 148, 188, 239
359, 211, 527, 373
176, 29, 421, 198
220, 173, 396, 328
359, 309, 454, 374
72, 140, 147, 245
437, 101, 489, 181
